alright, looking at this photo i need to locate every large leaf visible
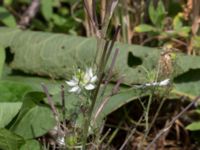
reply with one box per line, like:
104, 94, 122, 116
186, 121, 200, 131
0, 81, 33, 128
0, 28, 200, 98
148, 0, 166, 28
0, 27, 160, 84
0, 102, 22, 128
41, 0, 53, 21
93, 87, 148, 126
134, 24, 157, 33
0, 128, 24, 150
0, 80, 33, 102
0, 7, 16, 27
20, 139, 41, 150
0, 45, 5, 78
3, 74, 63, 93
10, 92, 56, 139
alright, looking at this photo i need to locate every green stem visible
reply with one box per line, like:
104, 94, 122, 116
82, 74, 104, 149
145, 94, 152, 132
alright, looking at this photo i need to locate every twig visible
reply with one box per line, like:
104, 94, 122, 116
41, 83, 59, 121
61, 85, 66, 127
146, 95, 200, 150
119, 115, 144, 150
104, 48, 120, 85
104, 25, 121, 66
18, 0, 40, 29
42, 83, 66, 146
94, 76, 123, 121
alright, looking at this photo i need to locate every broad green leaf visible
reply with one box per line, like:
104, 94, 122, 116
149, 0, 166, 28
20, 139, 41, 150
0, 27, 200, 98
52, 14, 67, 26
93, 88, 148, 126
0, 7, 16, 27
0, 45, 5, 78
149, 0, 157, 26
0, 102, 22, 128
3, 75, 63, 93
10, 92, 56, 139
173, 69, 200, 98
0, 27, 159, 85
186, 121, 200, 131
0, 80, 33, 102
3, 0, 13, 5
175, 55, 200, 75
41, 0, 53, 21
156, 0, 166, 28
173, 13, 183, 31
192, 36, 200, 48
176, 26, 191, 37
134, 24, 156, 33
172, 55, 200, 98
0, 128, 25, 150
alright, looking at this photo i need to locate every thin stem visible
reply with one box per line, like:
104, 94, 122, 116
82, 74, 104, 150
119, 115, 144, 150
41, 83, 59, 121
104, 25, 121, 67
98, 48, 120, 100
61, 85, 66, 127
145, 94, 153, 132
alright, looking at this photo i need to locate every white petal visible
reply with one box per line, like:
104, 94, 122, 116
87, 68, 93, 78
91, 75, 97, 83
69, 86, 80, 93
85, 84, 95, 90
66, 80, 78, 86
77, 88, 81, 94
84, 72, 90, 82
144, 83, 152, 86
159, 79, 170, 86
56, 136, 65, 146
72, 76, 79, 82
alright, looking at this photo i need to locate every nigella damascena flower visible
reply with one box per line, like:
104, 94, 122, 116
66, 68, 97, 94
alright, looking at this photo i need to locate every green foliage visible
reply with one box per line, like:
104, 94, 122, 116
10, 92, 56, 139
93, 87, 148, 126
0, 81, 33, 102
149, 0, 166, 28
134, 24, 157, 33
0, 6, 16, 27
3, 0, 13, 5
0, 27, 159, 84
41, 0, 53, 21
0, 45, 5, 78
0, 102, 22, 128
135, 1, 190, 41
0, 1, 199, 148
20, 140, 41, 150
0, 128, 25, 150
0, 27, 200, 99
186, 121, 200, 131
192, 36, 200, 52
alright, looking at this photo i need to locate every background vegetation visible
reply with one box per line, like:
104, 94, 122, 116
0, 0, 200, 149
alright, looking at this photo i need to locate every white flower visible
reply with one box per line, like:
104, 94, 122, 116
134, 79, 170, 88
66, 68, 97, 94
56, 136, 65, 146
144, 79, 170, 87
158, 79, 170, 86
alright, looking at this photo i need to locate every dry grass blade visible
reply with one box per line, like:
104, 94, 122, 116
18, 0, 40, 28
